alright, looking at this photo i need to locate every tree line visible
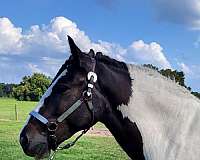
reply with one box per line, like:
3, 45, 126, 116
143, 64, 200, 99
0, 64, 199, 101
0, 73, 51, 101
0, 83, 17, 98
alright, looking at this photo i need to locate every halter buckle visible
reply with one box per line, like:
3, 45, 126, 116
87, 72, 97, 83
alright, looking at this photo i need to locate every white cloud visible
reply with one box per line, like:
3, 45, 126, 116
152, 0, 200, 30
177, 63, 200, 91
28, 63, 51, 76
0, 16, 171, 83
22, 17, 91, 55
0, 17, 22, 54
190, 65, 200, 79
177, 62, 200, 77
0, 17, 93, 55
28, 63, 43, 74
128, 40, 171, 69
177, 62, 200, 80
178, 62, 192, 74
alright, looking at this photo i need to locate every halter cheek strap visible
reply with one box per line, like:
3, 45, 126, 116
57, 99, 83, 123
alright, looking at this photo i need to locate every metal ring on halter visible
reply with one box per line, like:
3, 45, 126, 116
47, 122, 58, 132
82, 90, 92, 100
87, 72, 97, 82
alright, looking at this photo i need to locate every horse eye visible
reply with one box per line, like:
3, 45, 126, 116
54, 84, 70, 93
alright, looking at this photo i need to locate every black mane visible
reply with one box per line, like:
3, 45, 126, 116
95, 52, 128, 72
95, 52, 132, 106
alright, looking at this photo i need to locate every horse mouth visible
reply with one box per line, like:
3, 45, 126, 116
30, 143, 50, 160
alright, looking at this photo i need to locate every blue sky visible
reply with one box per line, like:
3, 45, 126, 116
0, 0, 199, 91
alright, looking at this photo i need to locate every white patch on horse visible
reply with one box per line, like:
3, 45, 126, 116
118, 64, 200, 160
20, 69, 67, 133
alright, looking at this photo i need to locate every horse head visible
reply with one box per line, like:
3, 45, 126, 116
19, 36, 110, 159
19, 36, 145, 160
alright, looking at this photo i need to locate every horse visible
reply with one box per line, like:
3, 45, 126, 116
19, 36, 200, 160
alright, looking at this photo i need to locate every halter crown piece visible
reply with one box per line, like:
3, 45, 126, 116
29, 58, 97, 160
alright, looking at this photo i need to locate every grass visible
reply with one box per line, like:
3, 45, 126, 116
0, 98, 37, 121
0, 98, 128, 160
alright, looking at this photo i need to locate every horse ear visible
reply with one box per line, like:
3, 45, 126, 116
67, 35, 82, 58
88, 49, 95, 58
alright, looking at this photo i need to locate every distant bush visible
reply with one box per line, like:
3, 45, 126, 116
13, 73, 51, 101
0, 83, 16, 98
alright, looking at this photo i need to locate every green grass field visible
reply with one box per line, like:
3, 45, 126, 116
0, 98, 128, 160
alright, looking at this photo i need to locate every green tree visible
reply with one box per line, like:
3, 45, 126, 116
0, 83, 16, 97
13, 73, 51, 101
191, 92, 200, 99
144, 64, 186, 87
144, 64, 200, 99
159, 69, 186, 87
143, 64, 159, 71
0, 83, 4, 97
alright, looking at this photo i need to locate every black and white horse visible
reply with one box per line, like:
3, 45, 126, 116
20, 36, 200, 160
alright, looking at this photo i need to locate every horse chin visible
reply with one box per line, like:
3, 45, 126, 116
34, 151, 50, 160
31, 143, 51, 160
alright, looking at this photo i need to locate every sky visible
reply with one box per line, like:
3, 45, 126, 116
0, 0, 199, 92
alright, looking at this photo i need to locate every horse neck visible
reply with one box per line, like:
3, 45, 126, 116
101, 109, 145, 160
123, 64, 200, 129
118, 64, 200, 159
96, 62, 145, 159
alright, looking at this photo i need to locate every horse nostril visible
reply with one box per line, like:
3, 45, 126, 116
20, 134, 29, 148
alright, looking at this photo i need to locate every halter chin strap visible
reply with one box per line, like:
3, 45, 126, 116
29, 60, 97, 160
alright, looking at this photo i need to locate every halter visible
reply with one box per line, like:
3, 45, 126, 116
29, 59, 97, 160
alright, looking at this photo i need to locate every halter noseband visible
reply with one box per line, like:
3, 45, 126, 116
29, 59, 97, 160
